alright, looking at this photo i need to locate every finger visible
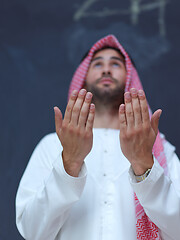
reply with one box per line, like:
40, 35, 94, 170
151, 109, 162, 135
64, 90, 78, 124
124, 92, 134, 128
54, 106, 63, 135
71, 89, 87, 125
86, 103, 95, 132
130, 88, 142, 127
119, 104, 127, 132
138, 90, 150, 125
78, 92, 93, 128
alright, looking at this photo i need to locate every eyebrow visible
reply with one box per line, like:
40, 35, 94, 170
91, 56, 124, 63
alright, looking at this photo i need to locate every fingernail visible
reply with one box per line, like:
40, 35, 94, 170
138, 90, 144, 96
130, 88, 137, 96
158, 110, 162, 118
125, 92, 131, 99
86, 92, 92, 99
90, 103, 95, 110
79, 89, 86, 95
72, 90, 78, 96
119, 104, 125, 112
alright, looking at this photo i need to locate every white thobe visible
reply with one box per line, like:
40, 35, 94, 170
16, 129, 180, 240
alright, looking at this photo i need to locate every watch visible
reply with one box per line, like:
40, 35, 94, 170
135, 168, 151, 182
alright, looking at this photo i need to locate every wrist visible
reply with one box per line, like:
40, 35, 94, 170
62, 151, 84, 177
131, 155, 154, 176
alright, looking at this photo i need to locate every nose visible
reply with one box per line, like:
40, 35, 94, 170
102, 65, 111, 76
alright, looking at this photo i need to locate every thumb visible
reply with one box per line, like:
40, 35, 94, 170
54, 106, 63, 135
151, 109, 162, 135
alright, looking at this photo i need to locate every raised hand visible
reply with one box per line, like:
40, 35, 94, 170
54, 89, 95, 177
119, 88, 162, 176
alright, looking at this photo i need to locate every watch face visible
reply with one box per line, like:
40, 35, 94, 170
135, 169, 151, 182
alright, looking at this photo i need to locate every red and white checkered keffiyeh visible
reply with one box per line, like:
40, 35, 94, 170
68, 34, 167, 240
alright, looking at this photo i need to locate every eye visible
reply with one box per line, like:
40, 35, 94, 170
93, 62, 102, 68
112, 62, 120, 67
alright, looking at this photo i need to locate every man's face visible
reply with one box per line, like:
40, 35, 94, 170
85, 48, 126, 106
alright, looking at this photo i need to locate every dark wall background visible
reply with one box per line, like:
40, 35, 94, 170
0, 0, 180, 239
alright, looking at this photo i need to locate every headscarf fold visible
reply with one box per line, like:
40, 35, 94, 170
69, 34, 167, 240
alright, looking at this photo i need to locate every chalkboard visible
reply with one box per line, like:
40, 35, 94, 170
0, 0, 180, 239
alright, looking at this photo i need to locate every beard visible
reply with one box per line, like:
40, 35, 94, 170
84, 76, 125, 110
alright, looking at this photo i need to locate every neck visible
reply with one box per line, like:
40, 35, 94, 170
93, 105, 120, 129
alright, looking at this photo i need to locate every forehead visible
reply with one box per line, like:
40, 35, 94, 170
91, 48, 125, 61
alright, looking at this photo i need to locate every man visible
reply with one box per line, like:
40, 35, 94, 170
16, 35, 180, 240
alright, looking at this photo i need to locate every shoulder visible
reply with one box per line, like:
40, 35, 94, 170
38, 132, 60, 146
160, 133, 180, 177
32, 132, 62, 158
160, 133, 176, 158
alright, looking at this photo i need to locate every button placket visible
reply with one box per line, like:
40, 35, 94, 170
101, 129, 114, 239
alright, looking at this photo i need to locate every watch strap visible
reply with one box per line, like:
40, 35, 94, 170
135, 168, 151, 182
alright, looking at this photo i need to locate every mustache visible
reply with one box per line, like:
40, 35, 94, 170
95, 75, 119, 84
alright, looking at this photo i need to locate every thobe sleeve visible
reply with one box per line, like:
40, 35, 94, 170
16, 134, 87, 240
129, 139, 180, 240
